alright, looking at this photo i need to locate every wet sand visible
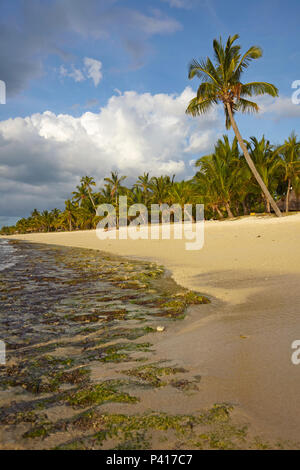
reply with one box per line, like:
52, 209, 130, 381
4, 214, 300, 442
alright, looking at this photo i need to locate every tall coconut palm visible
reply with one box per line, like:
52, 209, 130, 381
40, 210, 54, 232
30, 209, 42, 232
134, 173, 152, 205
276, 132, 300, 213
80, 176, 97, 212
186, 34, 282, 217
72, 184, 88, 207
150, 175, 174, 205
99, 184, 114, 204
59, 200, 77, 232
104, 171, 127, 205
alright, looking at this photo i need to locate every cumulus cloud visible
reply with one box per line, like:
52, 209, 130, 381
256, 95, 300, 120
0, 87, 221, 219
0, 0, 181, 96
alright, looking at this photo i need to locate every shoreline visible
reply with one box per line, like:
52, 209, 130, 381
3, 213, 300, 442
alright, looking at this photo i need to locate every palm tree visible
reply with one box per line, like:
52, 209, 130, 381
30, 209, 42, 232
99, 184, 114, 204
246, 136, 281, 213
81, 176, 97, 212
196, 136, 241, 217
168, 180, 196, 221
186, 34, 282, 217
134, 173, 152, 205
72, 184, 88, 207
40, 210, 54, 232
150, 175, 174, 205
276, 132, 300, 213
58, 200, 77, 232
15, 218, 28, 233
104, 171, 126, 205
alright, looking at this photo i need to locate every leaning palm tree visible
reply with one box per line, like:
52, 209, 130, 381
186, 34, 282, 217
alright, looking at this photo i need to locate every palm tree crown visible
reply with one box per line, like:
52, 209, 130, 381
186, 34, 282, 217
186, 34, 278, 128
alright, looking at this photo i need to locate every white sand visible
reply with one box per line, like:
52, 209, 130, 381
3, 213, 300, 440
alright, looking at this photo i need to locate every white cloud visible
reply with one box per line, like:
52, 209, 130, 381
84, 58, 103, 86
60, 64, 85, 83
69, 66, 85, 83
184, 130, 217, 154
0, 87, 221, 217
60, 58, 102, 87
3, 1, 182, 96
256, 95, 300, 120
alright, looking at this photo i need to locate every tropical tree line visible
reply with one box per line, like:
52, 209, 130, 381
1, 131, 299, 235
2, 33, 300, 235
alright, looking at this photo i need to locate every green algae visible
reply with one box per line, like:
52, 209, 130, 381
66, 380, 139, 408
52, 403, 252, 450
123, 363, 186, 388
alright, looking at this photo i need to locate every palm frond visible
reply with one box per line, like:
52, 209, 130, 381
196, 82, 218, 100
186, 97, 216, 116
241, 81, 279, 97
233, 46, 263, 80
235, 98, 259, 114
188, 59, 220, 84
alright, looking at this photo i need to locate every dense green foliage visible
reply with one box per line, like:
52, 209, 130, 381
1, 133, 300, 235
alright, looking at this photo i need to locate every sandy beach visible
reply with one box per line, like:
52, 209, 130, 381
3, 213, 300, 442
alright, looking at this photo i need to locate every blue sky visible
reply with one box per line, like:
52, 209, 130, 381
0, 0, 300, 225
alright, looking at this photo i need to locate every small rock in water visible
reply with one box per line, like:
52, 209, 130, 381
157, 326, 165, 332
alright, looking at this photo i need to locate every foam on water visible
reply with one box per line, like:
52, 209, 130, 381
0, 239, 18, 271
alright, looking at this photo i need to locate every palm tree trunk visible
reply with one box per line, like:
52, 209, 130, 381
87, 188, 96, 213
285, 178, 291, 214
215, 206, 224, 219
226, 104, 282, 217
225, 202, 234, 218
242, 200, 249, 215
